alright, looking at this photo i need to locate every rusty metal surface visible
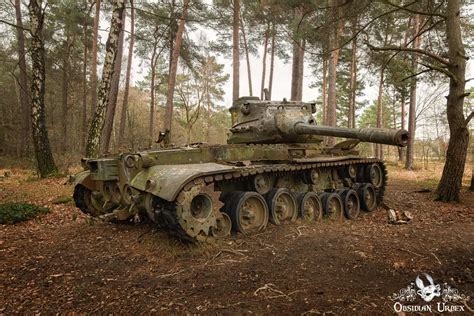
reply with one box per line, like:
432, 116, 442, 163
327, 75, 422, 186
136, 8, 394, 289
294, 124, 409, 147
227, 97, 408, 146
72, 97, 397, 242
130, 163, 236, 201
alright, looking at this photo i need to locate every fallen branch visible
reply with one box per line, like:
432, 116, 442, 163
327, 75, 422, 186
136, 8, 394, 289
254, 283, 291, 300
430, 252, 442, 265
399, 248, 424, 258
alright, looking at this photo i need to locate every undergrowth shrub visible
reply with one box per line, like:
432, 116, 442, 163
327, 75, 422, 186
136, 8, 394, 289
0, 203, 49, 224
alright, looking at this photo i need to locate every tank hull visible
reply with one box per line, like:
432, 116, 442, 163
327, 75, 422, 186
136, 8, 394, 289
72, 143, 387, 241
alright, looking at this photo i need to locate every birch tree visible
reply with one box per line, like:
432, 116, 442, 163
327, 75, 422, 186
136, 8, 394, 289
86, 0, 126, 157
28, 0, 57, 177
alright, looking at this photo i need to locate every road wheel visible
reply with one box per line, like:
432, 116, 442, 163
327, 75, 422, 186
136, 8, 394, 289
358, 183, 377, 212
211, 212, 232, 238
364, 163, 384, 188
266, 188, 298, 225
339, 189, 360, 219
296, 192, 322, 222
319, 192, 343, 220
225, 192, 268, 235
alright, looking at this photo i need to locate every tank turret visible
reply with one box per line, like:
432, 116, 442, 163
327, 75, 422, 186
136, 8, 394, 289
228, 97, 408, 147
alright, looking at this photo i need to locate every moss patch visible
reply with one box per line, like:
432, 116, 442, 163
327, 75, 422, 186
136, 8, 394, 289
0, 203, 49, 224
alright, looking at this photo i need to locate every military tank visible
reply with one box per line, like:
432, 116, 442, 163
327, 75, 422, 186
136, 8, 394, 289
71, 96, 409, 242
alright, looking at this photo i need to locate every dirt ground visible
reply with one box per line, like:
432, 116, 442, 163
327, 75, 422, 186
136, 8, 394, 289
1, 163, 473, 314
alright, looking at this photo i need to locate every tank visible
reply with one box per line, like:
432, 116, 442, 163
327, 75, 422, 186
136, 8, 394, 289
71, 97, 409, 242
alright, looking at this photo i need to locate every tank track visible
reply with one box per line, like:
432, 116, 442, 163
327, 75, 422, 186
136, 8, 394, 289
154, 158, 388, 242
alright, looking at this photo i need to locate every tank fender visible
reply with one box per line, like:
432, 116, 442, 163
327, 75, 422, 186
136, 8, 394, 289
130, 163, 235, 202
68, 170, 94, 190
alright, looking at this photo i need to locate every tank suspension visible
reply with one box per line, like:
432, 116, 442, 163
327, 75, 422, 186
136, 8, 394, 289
74, 159, 388, 243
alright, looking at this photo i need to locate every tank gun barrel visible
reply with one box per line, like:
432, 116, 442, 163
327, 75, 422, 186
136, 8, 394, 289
294, 123, 409, 147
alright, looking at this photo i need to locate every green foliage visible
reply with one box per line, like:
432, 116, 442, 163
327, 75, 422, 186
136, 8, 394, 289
174, 53, 229, 144
358, 95, 398, 129
0, 203, 49, 224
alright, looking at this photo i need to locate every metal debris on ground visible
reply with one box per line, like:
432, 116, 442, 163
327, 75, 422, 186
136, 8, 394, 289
388, 209, 413, 224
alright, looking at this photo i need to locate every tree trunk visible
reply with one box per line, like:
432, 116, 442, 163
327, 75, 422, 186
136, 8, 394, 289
290, 7, 302, 101
322, 57, 327, 125
118, 0, 134, 148
149, 48, 157, 148
260, 22, 270, 100
470, 140, 474, 191
348, 17, 357, 128
376, 67, 384, 159
101, 9, 126, 154
90, 0, 100, 116
28, 0, 57, 177
398, 92, 406, 161
86, 0, 125, 157
326, 1, 344, 146
168, 0, 175, 75
82, 15, 88, 151
240, 17, 252, 96
268, 23, 275, 100
61, 34, 73, 152
436, 0, 469, 201
14, 0, 31, 157
232, 0, 240, 101
290, 39, 300, 100
405, 14, 421, 170
296, 39, 305, 101
206, 83, 211, 143
163, 0, 189, 145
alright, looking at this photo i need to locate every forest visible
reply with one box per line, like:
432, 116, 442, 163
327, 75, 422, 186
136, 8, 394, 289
0, 0, 473, 199
0, 0, 473, 314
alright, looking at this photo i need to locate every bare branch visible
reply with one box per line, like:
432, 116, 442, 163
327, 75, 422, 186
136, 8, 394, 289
466, 111, 474, 125
366, 43, 451, 66
382, 0, 447, 19
400, 68, 433, 82
0, 19, 30, 32
302, 0, 419, 58
419, 62, 457, 82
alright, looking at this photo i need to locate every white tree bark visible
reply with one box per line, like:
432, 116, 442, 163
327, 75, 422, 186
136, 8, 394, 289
86, 0, 126, 157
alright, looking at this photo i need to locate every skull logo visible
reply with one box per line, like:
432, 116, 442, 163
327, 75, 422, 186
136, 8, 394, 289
415, 273, 441, 302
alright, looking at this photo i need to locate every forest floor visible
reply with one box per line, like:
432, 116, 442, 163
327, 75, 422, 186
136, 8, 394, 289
0, 162, 473, 314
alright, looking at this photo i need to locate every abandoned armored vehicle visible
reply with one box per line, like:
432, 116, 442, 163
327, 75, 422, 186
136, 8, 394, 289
71, 97, 409, 241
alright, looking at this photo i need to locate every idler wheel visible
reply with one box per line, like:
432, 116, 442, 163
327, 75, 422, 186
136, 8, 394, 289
364, 163, 383, 188
211, 212, 232, 238
73, 184, 104, 216
319, 192, 343, 220
338, 189, 360, 219
226, 192, 268, 235
296, 192, 322, 222
357, 183, 377, 212
265, 188, 298, 225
